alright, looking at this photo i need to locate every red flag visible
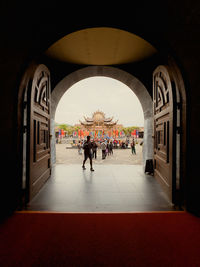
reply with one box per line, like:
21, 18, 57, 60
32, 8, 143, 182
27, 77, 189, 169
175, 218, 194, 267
116, 130, 118, 138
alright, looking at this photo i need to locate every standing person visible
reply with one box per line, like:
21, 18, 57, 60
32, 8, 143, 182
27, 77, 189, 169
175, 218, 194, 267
106, 141, 110, 156
125, 140, 128, 149
131, 138, 136, 154
92, 140, 98, 159
114, 139, 117, 149
82, 136, 94, 171
101, 139, 107, 159
77, 140, 82, 155
109, 141, 113, 155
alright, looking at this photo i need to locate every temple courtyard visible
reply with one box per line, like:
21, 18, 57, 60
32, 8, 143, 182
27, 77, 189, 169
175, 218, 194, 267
56, 142, 143, 165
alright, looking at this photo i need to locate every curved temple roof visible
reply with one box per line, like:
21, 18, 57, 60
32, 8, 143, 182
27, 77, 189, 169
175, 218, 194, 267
79, 120, 94, 126
80, 111, 118, 127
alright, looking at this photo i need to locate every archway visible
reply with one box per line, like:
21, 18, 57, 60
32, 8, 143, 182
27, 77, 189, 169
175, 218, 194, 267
51, 66, 153, 170
17, 28, 187, 210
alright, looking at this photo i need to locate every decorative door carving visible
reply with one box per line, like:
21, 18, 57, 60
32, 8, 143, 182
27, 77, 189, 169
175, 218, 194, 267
153, 65, 176, 202
27, 64, 51, 201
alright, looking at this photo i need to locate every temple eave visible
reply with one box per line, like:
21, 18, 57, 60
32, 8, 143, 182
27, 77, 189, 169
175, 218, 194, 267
79, 120, 93, 126
104, 122, 117, 126
81, 123, 94, 126
104, 117, 114, 122
84, 116, 93, 122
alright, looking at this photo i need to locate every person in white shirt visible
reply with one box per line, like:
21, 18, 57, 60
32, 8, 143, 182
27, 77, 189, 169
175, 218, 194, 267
101, 140, 107, 159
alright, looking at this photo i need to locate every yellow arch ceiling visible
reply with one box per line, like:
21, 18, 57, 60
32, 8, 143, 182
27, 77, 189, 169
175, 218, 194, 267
45, 27, 157, 65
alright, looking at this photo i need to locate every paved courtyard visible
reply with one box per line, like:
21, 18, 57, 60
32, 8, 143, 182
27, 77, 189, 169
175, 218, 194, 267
26, 143, 175, 212
56, 143, 143, 165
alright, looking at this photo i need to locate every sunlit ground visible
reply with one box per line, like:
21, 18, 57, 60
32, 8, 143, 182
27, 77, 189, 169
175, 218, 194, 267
56, 142, 143, 165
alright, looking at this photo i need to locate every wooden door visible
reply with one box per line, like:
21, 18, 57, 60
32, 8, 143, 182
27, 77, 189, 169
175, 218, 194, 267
153, 65, 176, 202
27, 64, 51, 202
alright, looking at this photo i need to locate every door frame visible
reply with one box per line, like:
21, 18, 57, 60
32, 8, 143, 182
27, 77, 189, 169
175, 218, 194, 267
153, 61, 187, 206
17, 63, 51, 204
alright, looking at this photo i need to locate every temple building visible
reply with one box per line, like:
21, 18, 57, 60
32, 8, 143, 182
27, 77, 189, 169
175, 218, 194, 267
75, 110, 123, 138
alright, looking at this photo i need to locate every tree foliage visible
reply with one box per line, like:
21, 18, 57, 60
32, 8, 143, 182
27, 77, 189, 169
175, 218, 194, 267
122, 126, 139, 136
56, 124, 80, 135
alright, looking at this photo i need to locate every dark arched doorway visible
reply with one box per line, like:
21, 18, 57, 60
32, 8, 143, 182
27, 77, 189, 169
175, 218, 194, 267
17, 28, 187, 209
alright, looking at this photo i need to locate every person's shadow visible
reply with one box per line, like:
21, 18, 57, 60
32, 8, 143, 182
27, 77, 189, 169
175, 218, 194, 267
82, 170, 94, 184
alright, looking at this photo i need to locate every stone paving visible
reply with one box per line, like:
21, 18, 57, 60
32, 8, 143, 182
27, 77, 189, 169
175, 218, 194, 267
56, 143, 143, 165
27, 141, 175, 212
28, 164, 174, 212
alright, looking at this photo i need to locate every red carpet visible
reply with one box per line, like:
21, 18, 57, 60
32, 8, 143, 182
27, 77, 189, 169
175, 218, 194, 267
0, 211, 200, 267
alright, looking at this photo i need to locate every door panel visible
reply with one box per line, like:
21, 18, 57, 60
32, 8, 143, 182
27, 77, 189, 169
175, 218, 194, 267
153, 65, 176, 202
27, 64, 51, 201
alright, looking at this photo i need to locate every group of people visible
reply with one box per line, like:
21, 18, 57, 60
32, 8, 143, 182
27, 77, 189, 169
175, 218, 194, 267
80, 136, 114, 171
77, 139, 98, 158
79, 136, 137, 171
100, 139, 113, 159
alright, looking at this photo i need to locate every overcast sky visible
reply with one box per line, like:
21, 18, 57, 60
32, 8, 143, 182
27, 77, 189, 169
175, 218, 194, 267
55, 77, 144, 127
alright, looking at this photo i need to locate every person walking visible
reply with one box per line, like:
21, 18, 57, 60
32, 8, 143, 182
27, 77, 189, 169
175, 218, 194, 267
101, 139, 107, 159
82, 136, 94, 171
91, 140, 98, 159
131, 138, 136, 154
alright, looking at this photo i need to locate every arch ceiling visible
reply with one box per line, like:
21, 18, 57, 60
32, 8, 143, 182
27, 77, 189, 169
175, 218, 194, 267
45, 27, 157, 65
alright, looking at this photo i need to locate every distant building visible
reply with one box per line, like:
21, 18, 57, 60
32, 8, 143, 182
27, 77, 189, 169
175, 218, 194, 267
75, 110, 123, 138
55, 111, 144, 139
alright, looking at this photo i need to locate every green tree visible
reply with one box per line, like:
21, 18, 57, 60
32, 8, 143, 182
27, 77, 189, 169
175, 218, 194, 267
58, 124, 68, 131
122, 126, 139, 136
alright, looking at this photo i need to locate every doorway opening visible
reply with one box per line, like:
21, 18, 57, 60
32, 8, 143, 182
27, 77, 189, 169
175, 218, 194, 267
51, 66, 154, 171
18, 28, 187, 212
21, 66, 176, 212
54, 76, 144, 166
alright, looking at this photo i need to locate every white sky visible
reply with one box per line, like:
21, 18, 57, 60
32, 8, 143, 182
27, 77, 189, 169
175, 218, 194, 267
55, 76, 144, 127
